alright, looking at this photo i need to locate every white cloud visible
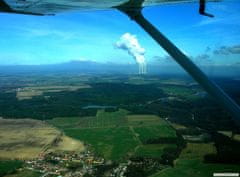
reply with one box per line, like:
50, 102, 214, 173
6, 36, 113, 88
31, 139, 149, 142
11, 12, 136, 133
115, 33, 146, 64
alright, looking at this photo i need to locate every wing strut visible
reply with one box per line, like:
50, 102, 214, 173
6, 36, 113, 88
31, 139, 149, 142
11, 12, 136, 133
199, 0, 214, 17
116, 0, 240, 127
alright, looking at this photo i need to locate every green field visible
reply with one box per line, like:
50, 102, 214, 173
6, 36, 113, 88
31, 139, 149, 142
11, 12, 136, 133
134, 125, 177, 144
5, 170, 42, 177
150, 143, 240, 177
49, 110, 177, 161
47, 116, 91, 128
0, 160, 23, 176
134, 144, 177, 159
127, 115, 167, 126
65, 127, 139, 161
49, 109, 128, 129
160, 85, 196, 98
16, 85, 91, 100
151, 159, 240, 177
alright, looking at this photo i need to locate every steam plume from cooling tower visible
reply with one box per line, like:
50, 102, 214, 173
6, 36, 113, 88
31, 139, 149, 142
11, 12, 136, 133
115, 33, 147, 74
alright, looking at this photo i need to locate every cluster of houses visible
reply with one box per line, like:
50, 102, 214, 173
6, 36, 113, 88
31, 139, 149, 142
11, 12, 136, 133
110, 161, 130, 177
24, 150, 104, 177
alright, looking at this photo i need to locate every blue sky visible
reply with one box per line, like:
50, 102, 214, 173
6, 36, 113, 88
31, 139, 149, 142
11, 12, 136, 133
0, 1, 239, 66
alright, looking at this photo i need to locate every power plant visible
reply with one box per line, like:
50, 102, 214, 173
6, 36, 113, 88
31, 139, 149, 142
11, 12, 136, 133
115, 33, 147, 75
138, 60, 147, 74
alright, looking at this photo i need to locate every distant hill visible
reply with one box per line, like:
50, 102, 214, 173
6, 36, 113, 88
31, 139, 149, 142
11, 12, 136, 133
0, 60, 136, 74
0, 60, 240, 77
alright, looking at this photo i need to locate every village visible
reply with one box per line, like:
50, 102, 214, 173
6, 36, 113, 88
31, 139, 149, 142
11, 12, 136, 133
21, 149, 131, 177
23, 150, 104, 177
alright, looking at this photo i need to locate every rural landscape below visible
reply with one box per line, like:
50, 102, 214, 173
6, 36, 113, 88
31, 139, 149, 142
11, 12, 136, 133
0, 67, 240, 177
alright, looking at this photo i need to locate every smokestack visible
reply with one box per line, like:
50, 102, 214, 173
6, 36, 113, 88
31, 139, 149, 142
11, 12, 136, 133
115, 33, 147, 74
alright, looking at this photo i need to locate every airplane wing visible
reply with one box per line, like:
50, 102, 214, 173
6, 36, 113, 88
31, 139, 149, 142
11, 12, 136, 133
0, 0, 218, 15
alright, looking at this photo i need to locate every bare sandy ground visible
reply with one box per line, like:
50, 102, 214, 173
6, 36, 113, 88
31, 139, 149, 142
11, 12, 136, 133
0, 118, 84, 160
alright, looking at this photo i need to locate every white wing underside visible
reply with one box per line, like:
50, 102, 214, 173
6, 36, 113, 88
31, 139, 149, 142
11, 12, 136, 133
2, 0, 218, 14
